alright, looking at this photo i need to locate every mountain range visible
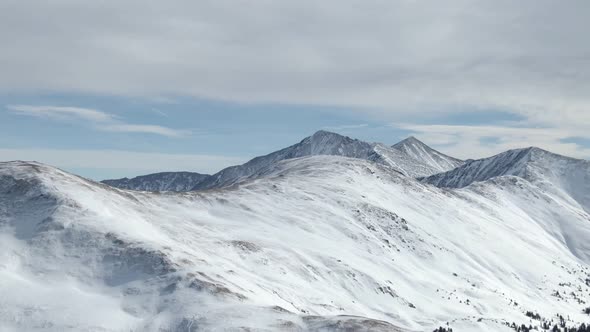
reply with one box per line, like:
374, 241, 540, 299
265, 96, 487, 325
1, 131, 590, 331
102, 131, 464, 191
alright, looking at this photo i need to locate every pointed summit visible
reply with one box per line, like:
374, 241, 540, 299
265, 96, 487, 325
299, 130, 370, 156
393, 135, 440, 152
309, 129, 342, 138
194, 131, 376, 190
395, 136, 422, 145
304, 130, 353, 145
392, 136, 463, 174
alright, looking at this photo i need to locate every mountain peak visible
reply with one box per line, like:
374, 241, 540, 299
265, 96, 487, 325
307, 130, 351, 143
396, 135, 423, 145
422, 145, 589, 197
421, 148, 534, 189
311, 129, 341, 137
391, 136, 463, 173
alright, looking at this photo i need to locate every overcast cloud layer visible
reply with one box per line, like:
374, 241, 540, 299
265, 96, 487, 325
1, 0, 589, 163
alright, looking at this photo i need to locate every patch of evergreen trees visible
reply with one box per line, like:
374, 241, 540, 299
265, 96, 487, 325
509, 320, 590, 332
509, 311, 590, 332
432, 327, 452, 332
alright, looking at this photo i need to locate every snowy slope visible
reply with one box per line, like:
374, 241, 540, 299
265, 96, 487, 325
392, 137, 463, 174
102, 171, 210, 192
422, 147, 590, 212
194, 131, 451, 190
2, 158, 590, 331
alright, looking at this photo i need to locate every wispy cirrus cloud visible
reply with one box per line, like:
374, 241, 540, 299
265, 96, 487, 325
1, 1, 589, 163
1, 0, 589, 133
7, 104, 114, 122
100, 124, 190, 137
7, 104, 189, 138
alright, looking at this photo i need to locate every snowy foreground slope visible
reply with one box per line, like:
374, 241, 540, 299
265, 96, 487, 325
2, 156, 590, 331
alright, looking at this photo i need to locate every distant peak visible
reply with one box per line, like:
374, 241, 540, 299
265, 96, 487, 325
399, 136, 424, 144
502, 146, 568, 162
391, 135, 464, 171
497, 146, 544, 157
526, 146, 547, 153
393, 135, 429, 149
305, 130, 353, 144
311, 130, 345, 138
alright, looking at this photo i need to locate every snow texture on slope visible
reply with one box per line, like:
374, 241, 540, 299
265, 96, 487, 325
102, 171, 210, 192
422, 147, 590, 212
392, 136, 463, 174
2, 157, 590, 331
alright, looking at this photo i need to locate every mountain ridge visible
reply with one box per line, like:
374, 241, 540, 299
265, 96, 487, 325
2, 156, 590, 331
101, 171, 209, 192
422, 146, 590, 212
392, 136, 463, 173
101, 131, 465, 192
194, 130, 468, 190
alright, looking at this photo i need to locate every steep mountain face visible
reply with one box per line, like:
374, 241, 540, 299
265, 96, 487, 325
2, 157, 590, 331
102, 171, 209, 192
422, 147, 590, 212
392, 136, 463, 173
194, 131, 455, 190
367, 143, 446, 178
194, 130, 376, 190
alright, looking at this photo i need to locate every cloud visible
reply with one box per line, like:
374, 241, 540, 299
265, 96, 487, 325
100, 124, 190, 137
7, 105, 114, 122
0, 148, 245, 179
7, 104, 189, 137
0, 0, 588, 132
1, 1, 589, 159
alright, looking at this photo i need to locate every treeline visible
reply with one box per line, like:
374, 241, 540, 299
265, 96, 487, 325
508, 310, 590, 332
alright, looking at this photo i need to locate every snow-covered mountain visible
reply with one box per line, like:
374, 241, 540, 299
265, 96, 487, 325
422, 147, 590, 212
193, 131, 457, 190
392, 136, 463, 174
193, 130, 376, 190
2, 152, 590, 331
98, 131, 461, 193
102, 171, 210, 192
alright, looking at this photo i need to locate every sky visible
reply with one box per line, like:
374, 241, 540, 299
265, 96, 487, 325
1, 0, 589, 180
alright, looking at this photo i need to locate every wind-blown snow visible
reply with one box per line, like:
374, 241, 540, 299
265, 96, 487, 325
2, 155, 590, 331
